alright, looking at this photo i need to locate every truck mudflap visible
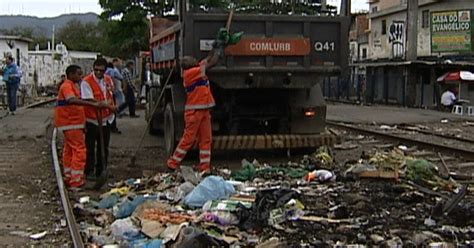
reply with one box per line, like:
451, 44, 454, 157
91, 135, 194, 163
212, 133, 338, 150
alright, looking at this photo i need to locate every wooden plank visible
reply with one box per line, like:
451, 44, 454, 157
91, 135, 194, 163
437, 152, 451, 179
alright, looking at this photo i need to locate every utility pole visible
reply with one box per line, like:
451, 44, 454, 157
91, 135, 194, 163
52, 25, 55, 51
321, 0, 327, 13
406, 0, 418, 106
340, 0, 351, 17
406, 0, 418, 61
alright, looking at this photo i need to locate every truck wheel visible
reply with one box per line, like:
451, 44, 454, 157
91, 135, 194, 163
145, 90, 152, 120
164, 103, 177, 157
147, 89, 162, 135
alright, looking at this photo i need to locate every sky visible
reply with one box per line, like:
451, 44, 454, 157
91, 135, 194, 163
0, 0, 369, 18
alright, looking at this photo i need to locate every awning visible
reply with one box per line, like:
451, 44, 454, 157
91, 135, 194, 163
437, 71, 474, 83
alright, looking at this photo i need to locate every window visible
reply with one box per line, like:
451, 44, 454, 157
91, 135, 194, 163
362, 48, 367, 59
381, 20, 387, 35
422, 10, 430, 28
371, 6, 378, 13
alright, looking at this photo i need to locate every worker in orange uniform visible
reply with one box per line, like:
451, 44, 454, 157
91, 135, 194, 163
167, 45, 221, 173
55, 65, 108, 189
81, 58, 117, 184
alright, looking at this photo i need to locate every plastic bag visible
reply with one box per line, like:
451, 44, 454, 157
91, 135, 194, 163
175, 182, 195, 202
184, 176, 235, 208
114, 195, 157, 219
98, 193, 120, 209
110, 217, 140, 241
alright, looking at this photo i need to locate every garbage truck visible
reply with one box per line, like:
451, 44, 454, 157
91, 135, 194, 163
145, 1, 350, 157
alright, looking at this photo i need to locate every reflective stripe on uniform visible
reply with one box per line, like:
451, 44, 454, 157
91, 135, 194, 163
56, 100, 68, 106
200, 150, 211, 155
172, 155, 183, 162
70, 169, 84, 176
175, 147, 186, 154
69, 177, 84, 183
86, 118, 108, 126
57, 124, 85, 131
185, 80, 209, 93
200, 157, 211, 163
184, 103, 216, 110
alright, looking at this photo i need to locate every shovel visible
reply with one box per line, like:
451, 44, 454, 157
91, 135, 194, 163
94, 110, 108, 190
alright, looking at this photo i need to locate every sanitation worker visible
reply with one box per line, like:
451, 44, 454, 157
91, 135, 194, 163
166, 44, 223, 174
55, 65, 109, 189
81, 58, 117, 185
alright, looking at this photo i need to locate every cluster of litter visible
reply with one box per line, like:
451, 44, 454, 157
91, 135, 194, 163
75, 146, 473, 247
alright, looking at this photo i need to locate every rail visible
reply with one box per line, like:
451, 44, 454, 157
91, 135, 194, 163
327, 121, 474, 160
51, 128, 84, 248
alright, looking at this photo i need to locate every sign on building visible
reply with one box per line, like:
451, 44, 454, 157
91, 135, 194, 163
388, 21, 405, 59
431, 10, 473, 53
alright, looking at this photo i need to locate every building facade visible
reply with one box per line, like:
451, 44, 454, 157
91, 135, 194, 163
359, 0, 474, 107
27, 44, 98, 90
349, 13, 370, 102
1, 35, 32, 85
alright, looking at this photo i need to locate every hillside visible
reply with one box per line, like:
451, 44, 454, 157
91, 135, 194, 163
0, 13, 99, 37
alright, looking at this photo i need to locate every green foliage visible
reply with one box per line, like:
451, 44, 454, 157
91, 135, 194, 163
406, 159, 435, 183
56, 19, 103, 52
232, 0, 336, 15
98, 0, 173, 58
53, 53, 63, 60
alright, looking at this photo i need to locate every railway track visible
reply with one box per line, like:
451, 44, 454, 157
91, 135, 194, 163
327, 121, 474, 160
396, 124, 474, 144
51, 128, 84, 248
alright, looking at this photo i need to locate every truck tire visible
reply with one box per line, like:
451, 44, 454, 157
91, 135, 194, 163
164, 103, 177, 157
146, 89, 161, 135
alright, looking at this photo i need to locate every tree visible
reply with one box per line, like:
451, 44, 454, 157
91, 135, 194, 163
56, 19, 103, 52
98, 0, 173, 58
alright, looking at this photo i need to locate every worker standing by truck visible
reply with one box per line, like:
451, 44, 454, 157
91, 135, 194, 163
167, 43, 223, 173
55, 65, 109, 188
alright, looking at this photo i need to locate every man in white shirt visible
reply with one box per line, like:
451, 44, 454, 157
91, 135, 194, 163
440, 87, 457, 111
81, 58, 116, 183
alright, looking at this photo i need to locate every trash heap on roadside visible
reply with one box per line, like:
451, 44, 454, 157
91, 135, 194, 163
75, 146, 473, 247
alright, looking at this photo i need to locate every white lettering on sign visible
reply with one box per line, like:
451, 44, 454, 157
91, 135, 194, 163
249, 42, 291, 52
314, 41, 335, 52
200, 39, 215, 51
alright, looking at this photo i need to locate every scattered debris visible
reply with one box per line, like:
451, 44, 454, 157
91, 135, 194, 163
29, 231, 47, 240
306, 169, 336, 182
79, 196, 90, 204
379, 125, 397, 130
72, 144, 473, 246
334, 142, 359, 150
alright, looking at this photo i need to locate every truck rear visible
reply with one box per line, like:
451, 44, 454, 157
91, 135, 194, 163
147, 12, 349, 156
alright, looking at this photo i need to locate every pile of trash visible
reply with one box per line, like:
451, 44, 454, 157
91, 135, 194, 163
75, 146, 473, 247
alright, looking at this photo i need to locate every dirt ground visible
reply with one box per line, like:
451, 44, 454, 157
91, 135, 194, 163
0, 107, 70, 246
